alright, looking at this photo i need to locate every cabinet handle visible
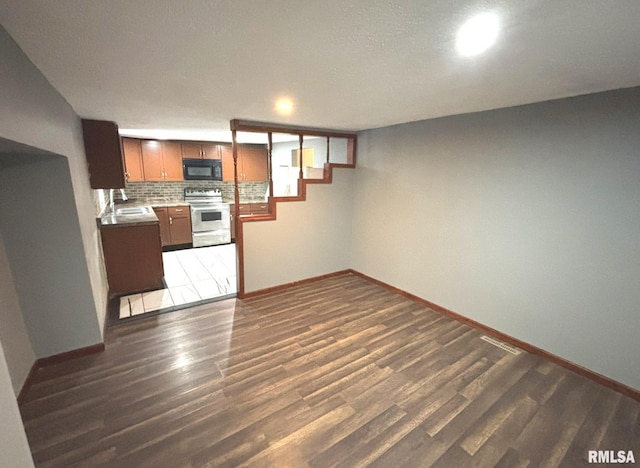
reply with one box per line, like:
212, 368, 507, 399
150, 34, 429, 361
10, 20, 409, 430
169, 216, 173, 225
175, 208, 183, 212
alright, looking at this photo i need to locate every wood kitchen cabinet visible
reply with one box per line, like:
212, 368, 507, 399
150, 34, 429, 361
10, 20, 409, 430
241, 146, 269, 181
230, 202, 269, 240
222, 145, 235, 182
141, 140, 183, 181
121, 137, 145, 182
236, 203, 269, 216
100, 223, 164, 294
81, 119, 125, 189
222, 144, 268, 182
153, 208, 171, 245
249, 202, 269, 215
181, 142, 223, 160
168, 206, 192, 244
153, 206, 192, 246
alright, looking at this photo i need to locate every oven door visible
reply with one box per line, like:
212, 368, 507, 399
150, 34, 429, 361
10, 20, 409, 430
190, 204, 231, 246
192, 230, 230, 248
190, 204, 230, 232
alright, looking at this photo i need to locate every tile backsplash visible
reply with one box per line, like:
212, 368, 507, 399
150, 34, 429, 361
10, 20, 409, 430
120, 181, 269, 203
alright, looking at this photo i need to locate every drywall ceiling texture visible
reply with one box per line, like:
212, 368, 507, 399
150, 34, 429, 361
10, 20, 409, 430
243, 169, 354, 293
351, 87, 640, 390
1, 1, 640, 138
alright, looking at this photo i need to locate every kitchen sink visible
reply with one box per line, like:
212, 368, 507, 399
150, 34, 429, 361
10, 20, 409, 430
114, 206, 153, 216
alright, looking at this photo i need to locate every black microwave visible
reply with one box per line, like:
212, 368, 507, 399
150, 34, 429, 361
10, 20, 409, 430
183, 158, 223, 181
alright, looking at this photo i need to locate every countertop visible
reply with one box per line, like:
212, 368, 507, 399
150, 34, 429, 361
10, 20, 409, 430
144, 201, 191, 208
99, 206, 159, 228
227, 198, 269, 204
99, 197, 269, 228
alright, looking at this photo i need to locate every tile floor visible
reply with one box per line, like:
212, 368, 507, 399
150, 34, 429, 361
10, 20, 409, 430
119, 243, 237, 319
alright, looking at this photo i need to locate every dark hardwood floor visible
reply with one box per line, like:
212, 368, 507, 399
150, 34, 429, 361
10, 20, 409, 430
19, 274, 639, 467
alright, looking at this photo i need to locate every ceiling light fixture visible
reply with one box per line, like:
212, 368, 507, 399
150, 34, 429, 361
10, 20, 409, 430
275, 98, 294, 115
456, 12, 500, 57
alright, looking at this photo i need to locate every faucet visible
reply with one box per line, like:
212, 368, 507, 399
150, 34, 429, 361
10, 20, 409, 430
109, 188, 128, 211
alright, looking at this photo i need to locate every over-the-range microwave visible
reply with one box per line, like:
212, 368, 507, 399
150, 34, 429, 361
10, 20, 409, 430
183, 158, 223, 181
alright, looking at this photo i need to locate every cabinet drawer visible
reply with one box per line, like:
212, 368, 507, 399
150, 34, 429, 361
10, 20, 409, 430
168, 206, 190, 217
250, 203, 269, 214
238, 204, 251, 214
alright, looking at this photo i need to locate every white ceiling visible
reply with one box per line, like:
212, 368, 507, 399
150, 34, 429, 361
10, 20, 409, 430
1, 1, 640, 141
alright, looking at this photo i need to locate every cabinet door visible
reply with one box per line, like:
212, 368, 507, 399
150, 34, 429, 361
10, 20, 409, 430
100, 224, 164, 294
141, 140, 165, 181
169, 216, 192, 244
201, 144, 221, 160
162, 142, 184, 181
122, 138, 145, 182
181, 142, 202, 159
241, 146, 268, 181
221, 144, 235, 182
168, 206, 192, 245
81, 119, 125, 189
153, 207, 171, 246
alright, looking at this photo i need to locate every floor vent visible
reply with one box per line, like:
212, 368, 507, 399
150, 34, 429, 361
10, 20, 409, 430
481, 335, 522, 355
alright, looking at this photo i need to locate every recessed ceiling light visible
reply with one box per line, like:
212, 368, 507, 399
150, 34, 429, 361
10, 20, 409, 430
275, 98, 294, 115
456, 12, 499, 57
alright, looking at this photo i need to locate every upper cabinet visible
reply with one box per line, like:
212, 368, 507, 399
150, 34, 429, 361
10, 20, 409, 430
222, 144, 267, 182
121, 137, 145, 182
118, 137, 267, 183
81, 119, 125, 189
141, 140, 183, 181
221, 145, 235, 182
241, 145, 268, 181
181, 142, 222, 160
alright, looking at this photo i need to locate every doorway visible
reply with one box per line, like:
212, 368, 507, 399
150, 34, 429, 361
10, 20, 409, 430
117, 244, 237, 319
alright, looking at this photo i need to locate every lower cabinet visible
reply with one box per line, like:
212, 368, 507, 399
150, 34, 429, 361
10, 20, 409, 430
153, 206, 192, 246
100, 223, 164, 294
249, 202, 269, 215
230, 203, 270, 240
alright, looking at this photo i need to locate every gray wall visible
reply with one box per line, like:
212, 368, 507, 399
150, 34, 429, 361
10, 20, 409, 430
0, 25, 107, 462
0, 155, 103, 357
0, 343, 34, 467
0, 230, 35, 394
243, 169, 354, 292
352, 87, 640, 390
0, 26, 107, 335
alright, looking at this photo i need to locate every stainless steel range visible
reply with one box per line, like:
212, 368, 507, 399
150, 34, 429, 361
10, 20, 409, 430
184, 188, 231, 247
